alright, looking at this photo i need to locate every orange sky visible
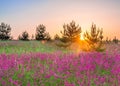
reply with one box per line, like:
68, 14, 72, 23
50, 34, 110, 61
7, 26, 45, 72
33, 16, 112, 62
0, 0, 120, 39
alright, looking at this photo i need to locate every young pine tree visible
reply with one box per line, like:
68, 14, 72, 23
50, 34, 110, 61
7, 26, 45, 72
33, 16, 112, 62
18, 31, 29, 41
84, 23, 103, 51
113, 36, 119, 44
60, 21, 81, 43
54, 34, 60, 40
0, 22, 11, 40
35, 24, 49, 41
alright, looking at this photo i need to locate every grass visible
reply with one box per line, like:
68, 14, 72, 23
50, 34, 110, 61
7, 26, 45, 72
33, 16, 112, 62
0, 41, 71, 54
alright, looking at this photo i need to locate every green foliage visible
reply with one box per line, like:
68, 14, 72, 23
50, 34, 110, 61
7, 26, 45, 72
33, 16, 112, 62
18, 31, 29, 41
0, 22, 11, 40
96, 65, 111, 76
61, 21, 81, 42
11, 66, 34, 86
84, 23, 104, 51
35, 24, 51, 41
44, 76, 64, 86
96, 47, 105, 52
100, 69, 110, 75
67, 76, 77, 83
0, 41, 67, 54
22, 71, 34, 86
60, 37, 70, 43
55, 40, 71, 48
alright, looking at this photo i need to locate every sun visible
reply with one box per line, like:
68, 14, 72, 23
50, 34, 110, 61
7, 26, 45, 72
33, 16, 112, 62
80, 35, 85, 40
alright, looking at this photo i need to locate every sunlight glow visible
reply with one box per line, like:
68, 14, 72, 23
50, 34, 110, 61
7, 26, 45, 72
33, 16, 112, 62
80, 35, 85, 40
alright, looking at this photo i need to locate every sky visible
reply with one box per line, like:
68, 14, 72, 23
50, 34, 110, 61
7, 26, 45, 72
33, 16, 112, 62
0, 0, 120, 39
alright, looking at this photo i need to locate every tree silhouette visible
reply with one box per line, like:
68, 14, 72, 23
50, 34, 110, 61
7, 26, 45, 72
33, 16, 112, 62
35, 24, 50, 40
84, 23, 103, 50
106, 37, 111, 44
31, 34, 34, 40
0, 22, 11, 40
46, 32, 51, 41
54, 34, 60, 40
106, 37, 109, 43
61, 21, 81, 42
18, 31, 29, 41
113, 36, 119, 44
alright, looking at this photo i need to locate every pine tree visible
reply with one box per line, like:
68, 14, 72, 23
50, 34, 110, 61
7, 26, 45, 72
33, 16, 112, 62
84, 23, 103, 50
46, 32, 51, 41
54, 34, 60, 40
35, 24, 49, 40
31, 34, 34, 40
61, 21, 81, 42
0, 22, 11, 40
18, 31, 29, 40
106, 37, 109, 43
113, 36, 119, 44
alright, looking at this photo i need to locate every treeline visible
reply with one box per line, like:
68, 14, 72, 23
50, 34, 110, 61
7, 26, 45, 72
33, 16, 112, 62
0, 21, 119, 44
18, 24, 51, 41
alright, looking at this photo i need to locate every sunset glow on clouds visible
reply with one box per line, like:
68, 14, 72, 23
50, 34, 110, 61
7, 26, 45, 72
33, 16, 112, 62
0, 0, 120, 39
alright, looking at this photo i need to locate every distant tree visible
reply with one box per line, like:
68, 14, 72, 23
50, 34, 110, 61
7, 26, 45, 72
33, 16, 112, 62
109, 38, 112, 43
113, 36, 119, 44
18, 35, 21, 40
9, 36, 13, 40
18, 31, 29, 41
84, 23, 103, 50
0, 22, 11, 40
46, 32, 51, 41
35, 24, 50, 41
106, 37, 111, 44
106, 37, 109, 43
31, 34, 34, 40
54, 34, 60, 40
60, 21, 82, 42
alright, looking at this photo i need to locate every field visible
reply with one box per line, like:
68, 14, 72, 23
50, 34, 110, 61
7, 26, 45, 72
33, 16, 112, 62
0, 41, 120, 86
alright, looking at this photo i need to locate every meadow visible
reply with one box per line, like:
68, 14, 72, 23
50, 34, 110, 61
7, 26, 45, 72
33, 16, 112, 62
0, 41, 120, 86
0, 41, 73, 54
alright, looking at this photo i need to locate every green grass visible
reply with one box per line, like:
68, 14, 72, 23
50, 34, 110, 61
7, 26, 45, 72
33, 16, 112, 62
0, 41, 70, 54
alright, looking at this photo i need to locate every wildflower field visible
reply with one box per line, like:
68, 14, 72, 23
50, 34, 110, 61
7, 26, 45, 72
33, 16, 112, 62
0, 41, 120, 86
